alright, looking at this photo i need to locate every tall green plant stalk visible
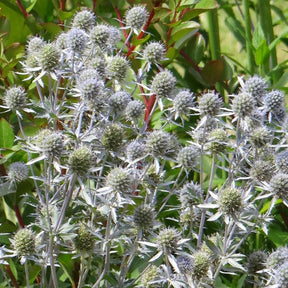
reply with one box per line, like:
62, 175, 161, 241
258, 0, 277, 78
243, 0, 254, 74
206, 9, 225, 98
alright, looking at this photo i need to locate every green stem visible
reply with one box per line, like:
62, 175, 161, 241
258, 0, 277, 77
206, 8, 224, 97
243, 0, 254, 74
24, 261, 30, 288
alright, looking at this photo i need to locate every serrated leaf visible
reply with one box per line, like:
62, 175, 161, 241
0, 118, 14, 149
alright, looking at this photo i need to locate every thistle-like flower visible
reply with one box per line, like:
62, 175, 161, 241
109, 91, 131, 115
206, 128, 228, 154
13, 228, 35, 257
66, 28, 89, 53
173, 89, 194, 119
248, 126, 271, 148
269, 173, 288, 200
106, 56, 130, 81
249, 160, 274, 182
71, 10, 95, 32
192, 251, 210, 279
126, 140, 146, 162
125, 5, 148, 31
133, 205, 155, 230
106, 167, 133, 195
125, 100, 144, 121
266, 246, 288, 270
232, 92, 255, 118
274, 261, 288, 288
218, 187, 243, 216
74, 223, 96, 253
39, 43, 61, 72
143, 41, 166, 63
2, 86, 27, 111
177, 145, 198, 169
90, 24, 111, 50
8, 162, 29, 183
276, 150, 288, 174
156, 227, 181, 253
68, 147, 92, 176
151, 70, 177, 98
247, 251, 267, 274
264, 90, 285, 112
102, 124, 124, 152
177, 255, 194, 274
198, 91, 222, 117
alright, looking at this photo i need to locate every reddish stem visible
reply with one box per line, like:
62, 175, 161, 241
166, 0, 182, 45
14, 205, 25, 228
93, 0, 96, 12
279, 204, 288, 231
4, 265, 19, 288
58, 0, 65, 30
114, 6, 131, 49
16, 0, 28, 18
126, 0, 164, 58
180, 50, 202, 74
144, 94, 156, 130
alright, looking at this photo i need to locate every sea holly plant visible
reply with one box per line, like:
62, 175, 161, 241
0, 3, 287, 288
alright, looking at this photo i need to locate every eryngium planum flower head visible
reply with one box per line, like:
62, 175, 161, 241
8, 162, 29, 183
232, 92, 255, 118
109, 91, 131, 115
106, 56, 129, 81
248, 126, 271, 148
68, 147, 92, 176
241, 75, 268, 104
270, 173, 288, 200
264, 90, 285, 112
77, 77, 104, 102
206, 128, 228, 154
218, 187, 243, 216
178, 182, 203, 208
125, 100, 144, 121
26, 36, 45, 56
249, 160, 274, 182
198, 91, 222, 116
71, 10, 95, 32
267, 246, 288, 270
66, 28, 88, 53
177, 146, 198, 169
74, 224, 95, 252
173, 89, 194, 117
13, 228, 35, 257
125, 5, 148, 30
177, 255, 194, 274
126, 140, 146, 162
90, 24, 111, 50
274, 261, 288, 288
156, 227, 180, 253
247, 251, 267, 274
133, 205, 155, 229
39, 43, 61, 72
192, 251, 210, 279
151, 70, 177, 98
106, 167, 133, 195
3, 86, 27, 110
143, 41, 166, 63
102, 123, 124, 152
146, 130, 177, 158
276, 150, 288, 174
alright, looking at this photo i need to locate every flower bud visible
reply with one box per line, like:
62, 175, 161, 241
13, 228, 35, 257
68, 147, 92, 176
39, 43, 61, 72
192, 251, 210, 279
102, 124, 124, 152
151, 70, 176, 98
107, 56, 129, 81
247, 251, 267, 274
133, 205, 155, 229
177, 146, 198, 169
106, 167, 133, 195
270, 173, 288, 200
125, 6, 148, 30
66, 28, 88, 53
125, 100, 144, 121
232, 92, 255, 118
3, 86, 27, 110
198, 92, 222, 116
156, 227, 180, 253
74, 223, 95, 252
72, 10, 95, 32
218, 187, 243, 216
8, 162, 29, 183
143, 42, 166, 63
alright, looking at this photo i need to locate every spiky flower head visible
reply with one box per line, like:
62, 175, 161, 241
178, 182, 203, 208
267, 247, 288, 270
264, 90, 285, 112
248, 126, 271, 148
143, 42, 166, 63
108, 26, 122, 49
218, 187, 243, 216
249, 160, 274, 182
26, 36, 45, 56
198, 91, 222, 116
177, 146, 198, 169
173, 89, 194, 117
106, 56, 129, 81
66, 28, 88, 53
156, 227, 180, 253
177, 255, 194, 274
247, 250, 267, 274
133, 205, 155, 229
146, 130, 176, 158
55, 32, 68, 49
140, 265, 159, 288
90, 24, 111, 50
88, 56, 106, 78
143, 165, 162, 189
77, 77, 104, 102
125, 100, 144, 121
192, 251, 210, 279
125, 5, 148, 30
34, 129, 64, 158
77, 68, 99, 83
206, 128, 228, 154
3, 86, 27, 110
102, 123, 124, 152
275, 261, 288, 288
68, 147, 92, 176
106, 167, 133, 195
8, 162, 29, 183
72, 10, 95, 32
13, 228, 35, 257
270, 173, 288, 200
241, 75, 268, 104
74, 223, 95, 252
109, 91, 131, 115
276, 150, 288, 174
193, 118, 217, 144
151, 70, 177, 98
39, 43, 61, 72
232, 92, 255, 118
126, 140, 146, 162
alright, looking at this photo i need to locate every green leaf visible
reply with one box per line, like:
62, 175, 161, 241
0, 182, 16, 197
254, 41, 269, 65
58, 254, 75, 285
0, 118, 14, 149
252, 23, 266, 49
268, 224, 288, 247
22, 0, 38, 12
153, 7, 172, 21
29, 265, 41, 284
169, 21, 199, 46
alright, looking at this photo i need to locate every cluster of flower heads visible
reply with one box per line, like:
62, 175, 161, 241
0, 5, 288, 288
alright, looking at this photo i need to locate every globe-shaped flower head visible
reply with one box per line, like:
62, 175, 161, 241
151, 70, 177, 98
8, 162, 29, 183
68, 147, 92, 177
143, 42, 166, 63
218, 187, 243, 216
66, 28, 88, 53
72, 10, 95, 32
39, 43, 61, 72
3, 86, 27, 111
13, 228, 35, 257
232, 92, 255, 118
198, 91, 222, 117
125, 6, 148, 31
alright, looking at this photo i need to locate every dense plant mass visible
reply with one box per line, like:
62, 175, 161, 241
0, 0, 288, 287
